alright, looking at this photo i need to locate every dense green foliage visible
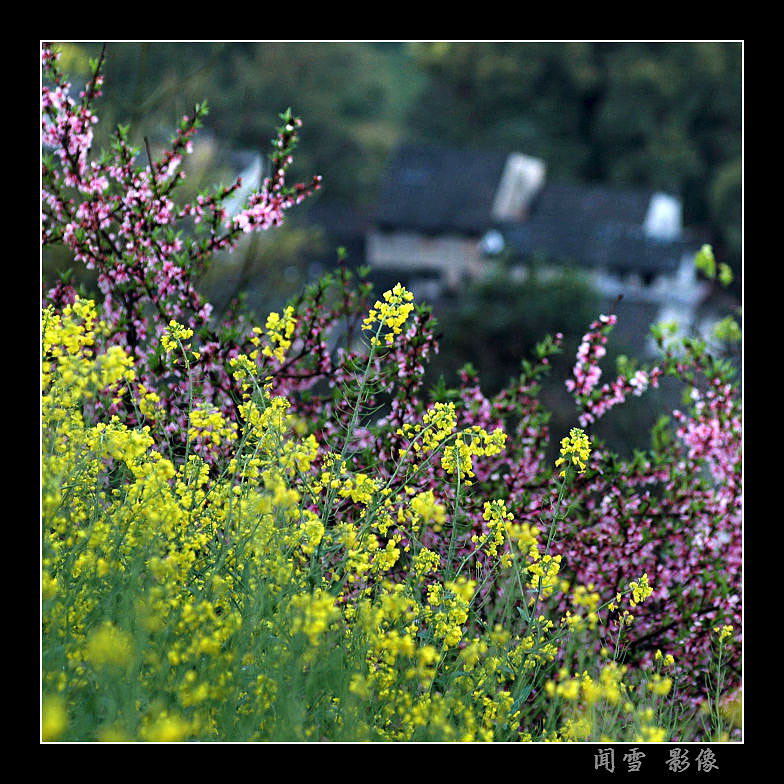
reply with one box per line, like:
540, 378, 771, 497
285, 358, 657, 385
57, 42, 422, 205
406, 42, 742, 275
431, 265, 601, 394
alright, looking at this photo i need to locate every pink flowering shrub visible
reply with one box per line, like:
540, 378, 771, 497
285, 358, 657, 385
42, 42, 323, 454
41, 42, 741, 711
557, 317, 741, 699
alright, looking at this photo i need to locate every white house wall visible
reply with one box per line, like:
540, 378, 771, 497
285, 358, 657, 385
366, 230, 483, 289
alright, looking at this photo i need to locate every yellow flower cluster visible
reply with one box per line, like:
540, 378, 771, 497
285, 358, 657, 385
41, 695, 69, 742
161, 319, 194, 354
295, 509, 324, 556
361, 283, 415, 347
561, 582, 602, 632
42, 298, 134, 415
84, 621, 134, 670
140, 713, 195, 742
654, 649, 676, 667
554, 426, 591, 477
412, 547, 441, 578
396, 403, 506, 484
228, 353, 259, 391
408, 489, 447, 534
441, 426, 506, 484
472, 499, 513, 559
398, 401, 457, 452
527, 552, 563, 602
714, 624, 735, 643
647, 673, 673, 696
188, 404, 238, 447
627, 573, 654, 607
251, 305, 297, 364
233, 395, 318, 481
338, 472, 382, 505
509, 621, 559, 673
543, 661, 671, 742
423, 577, 476, 649
289, 589, 340, 647
42, 297, 100, 360
137, 382, 162, 421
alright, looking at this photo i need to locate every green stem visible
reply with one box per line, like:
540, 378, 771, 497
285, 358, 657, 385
528, 474, 568, 626
445, 461, 463, 581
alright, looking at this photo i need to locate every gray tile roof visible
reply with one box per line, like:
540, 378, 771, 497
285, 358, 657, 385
531, 182, 654, 226
373, 145, 691, 275
374, 144, 509, 235
502, 220, 689, 275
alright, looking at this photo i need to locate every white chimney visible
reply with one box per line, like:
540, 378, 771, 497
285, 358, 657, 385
644, 192, 682, 242
491, 153, 546, 222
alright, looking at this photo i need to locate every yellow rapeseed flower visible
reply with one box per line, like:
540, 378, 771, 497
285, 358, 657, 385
627, 573, 654, 607
714, 624, 735, 643
362, 283, 415, 346
160, 320, 193, 354
554, 427, 591, 477
41, 695, 67, 741
84, 621, 133, 669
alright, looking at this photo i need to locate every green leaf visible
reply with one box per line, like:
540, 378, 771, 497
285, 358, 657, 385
651, 415, 672, 452
694, 244, 716, 279
615, 354, 639, 378
712, 315, 741, 343
428, 375, 460, 402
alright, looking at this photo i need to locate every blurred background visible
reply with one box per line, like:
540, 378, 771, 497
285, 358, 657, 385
43, 41, 742, 455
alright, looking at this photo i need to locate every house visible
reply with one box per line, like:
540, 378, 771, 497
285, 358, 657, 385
367, 145, 545, 290
366, 144, 709, 349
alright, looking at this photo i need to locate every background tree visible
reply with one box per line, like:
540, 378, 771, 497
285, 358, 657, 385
49, 41, 742, 280
430, 264, 601, 396
405, 41, 742, 278
44, 42, 424, 309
